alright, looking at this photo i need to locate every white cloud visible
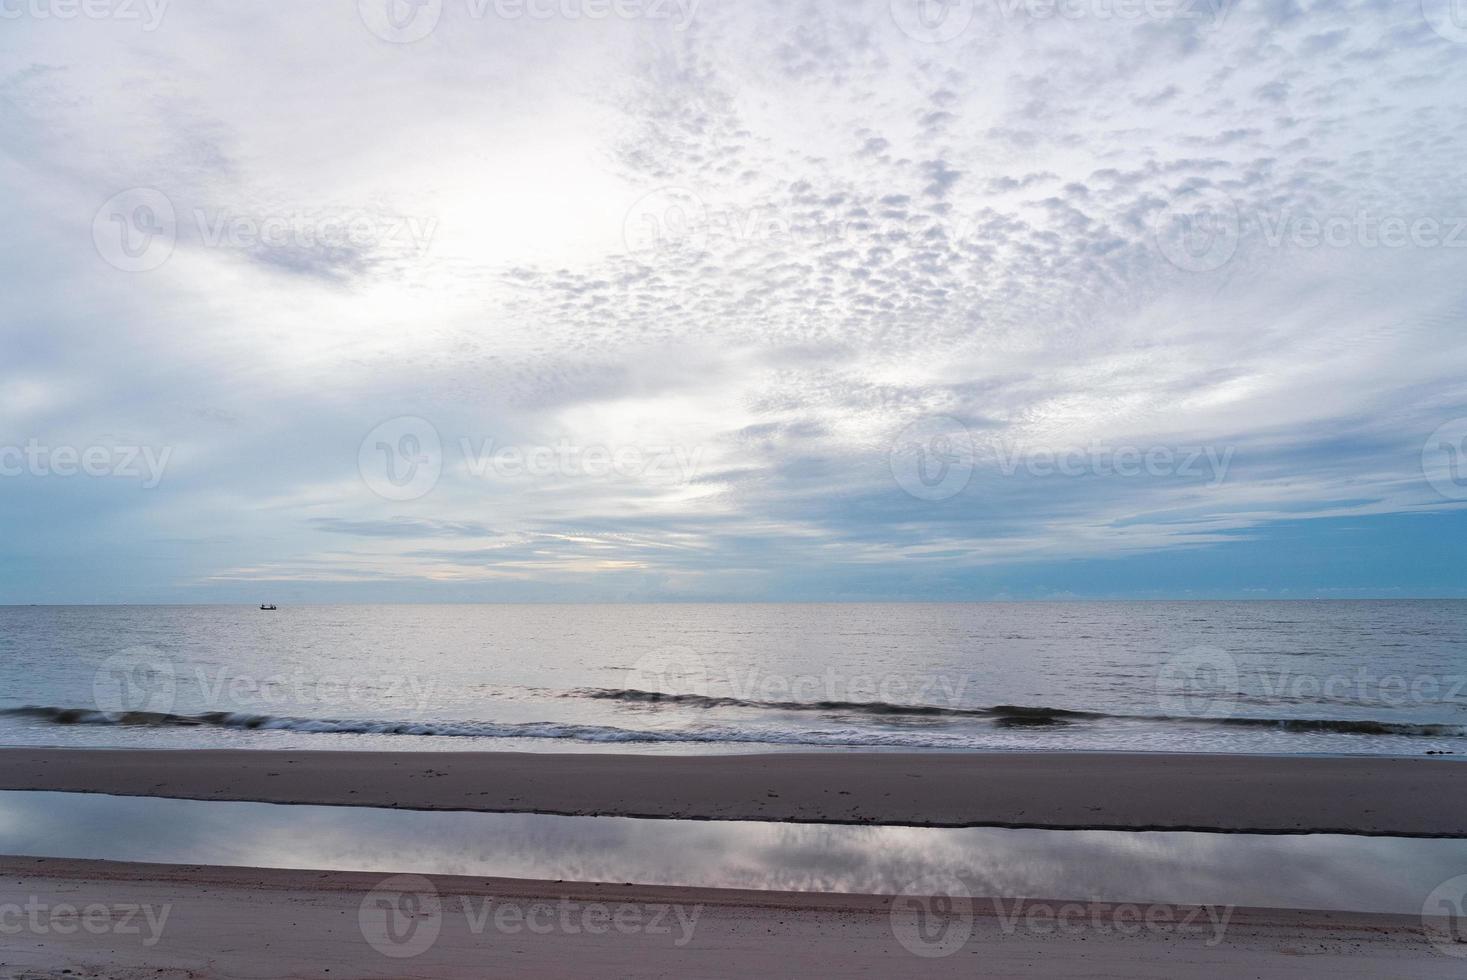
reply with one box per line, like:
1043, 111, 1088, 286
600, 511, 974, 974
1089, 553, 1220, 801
2, 0, 1465, 599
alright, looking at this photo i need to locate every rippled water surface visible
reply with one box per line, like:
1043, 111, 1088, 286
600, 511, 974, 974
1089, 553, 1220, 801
0, 791, 1460, 913
1, 602, 1465, 755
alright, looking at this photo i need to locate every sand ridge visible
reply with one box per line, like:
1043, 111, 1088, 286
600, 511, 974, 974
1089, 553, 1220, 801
0, 747, 1464, 835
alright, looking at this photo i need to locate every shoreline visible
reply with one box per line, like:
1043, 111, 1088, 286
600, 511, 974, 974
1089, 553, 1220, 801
2, 747, 1465, 836
0, 857, 1455, 978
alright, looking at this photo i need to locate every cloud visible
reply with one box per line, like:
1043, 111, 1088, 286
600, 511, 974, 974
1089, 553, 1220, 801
1, 0, 1465, 600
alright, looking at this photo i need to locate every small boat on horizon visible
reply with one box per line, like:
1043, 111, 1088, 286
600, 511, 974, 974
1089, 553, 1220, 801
259, 604, 278, 611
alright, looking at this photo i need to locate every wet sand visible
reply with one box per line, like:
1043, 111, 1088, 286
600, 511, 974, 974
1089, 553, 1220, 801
0, 857, 1457, 979
0, 747, 1463, 835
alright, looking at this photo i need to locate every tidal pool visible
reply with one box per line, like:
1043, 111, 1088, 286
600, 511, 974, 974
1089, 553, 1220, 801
0, 790, 1460, 913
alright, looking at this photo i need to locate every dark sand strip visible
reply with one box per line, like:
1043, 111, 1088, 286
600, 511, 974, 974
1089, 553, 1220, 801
0, 857, 1454, 979
0, 747, 1464, 835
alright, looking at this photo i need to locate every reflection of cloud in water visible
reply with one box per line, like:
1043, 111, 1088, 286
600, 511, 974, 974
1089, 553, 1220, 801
0, 791, 1456, 913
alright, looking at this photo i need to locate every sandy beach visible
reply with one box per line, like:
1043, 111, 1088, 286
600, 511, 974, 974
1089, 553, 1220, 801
0, 747, 1463, 835
0, 856, 1457, 979
2, 747, 1464, 975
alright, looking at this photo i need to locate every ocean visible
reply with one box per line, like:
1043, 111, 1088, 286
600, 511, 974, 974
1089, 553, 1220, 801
1, 601, 1464, 757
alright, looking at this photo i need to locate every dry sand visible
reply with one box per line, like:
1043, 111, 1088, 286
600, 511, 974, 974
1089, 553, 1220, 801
0, 857, 1458, 979
0, 747, 1463, 835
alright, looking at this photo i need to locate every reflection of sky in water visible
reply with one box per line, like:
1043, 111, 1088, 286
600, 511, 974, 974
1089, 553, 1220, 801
0, 791, 1459, 913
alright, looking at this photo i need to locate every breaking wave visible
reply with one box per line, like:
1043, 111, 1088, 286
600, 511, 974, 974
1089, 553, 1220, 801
3, 702, 1461, 745
566, 688, 1466, 737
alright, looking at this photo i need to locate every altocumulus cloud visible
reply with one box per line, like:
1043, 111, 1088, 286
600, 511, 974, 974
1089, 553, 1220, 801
0, 0, 1465, 601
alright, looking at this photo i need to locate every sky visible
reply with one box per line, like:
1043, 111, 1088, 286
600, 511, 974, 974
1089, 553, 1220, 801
1, 0, 1466, 603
